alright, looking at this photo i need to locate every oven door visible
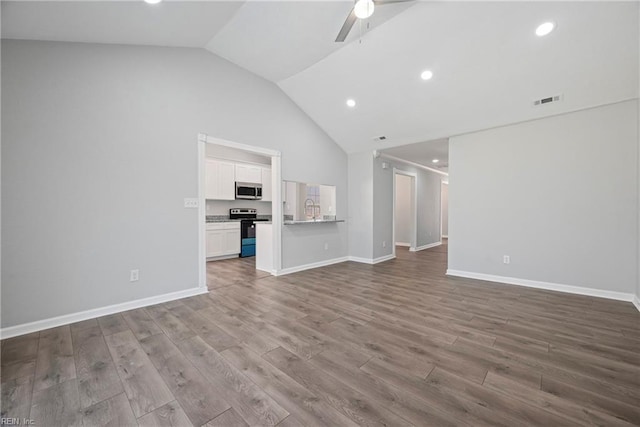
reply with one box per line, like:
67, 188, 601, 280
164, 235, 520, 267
236, 183, 257, 200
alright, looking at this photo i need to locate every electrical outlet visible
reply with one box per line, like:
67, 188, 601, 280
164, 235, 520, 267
383, 241, 386, 248
503, 255, 510, 265
324, 242, 329, 250
130, 269, 139, 282
184, 198, 198, 208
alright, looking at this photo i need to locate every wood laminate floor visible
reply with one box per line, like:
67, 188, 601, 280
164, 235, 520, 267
2, 242, 640, 426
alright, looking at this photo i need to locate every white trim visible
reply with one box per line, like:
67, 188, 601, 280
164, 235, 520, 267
205, 156, 270, 169
206, 254, 239, 262
395, 242, 411, 247
198, 134, 283, 278
197, 139, 207, 290
446, 269, 638, 304
440, 181, 448, 241
199, 133, 281, 158
0, 287, 208, 339
442, 235, 449, 238
348, 254, 396, 265
381, 153, 449, 177
271, 155, 283, 272
633, 295, 640, 312
275, 256, 349, 276
410, 241, 442, 252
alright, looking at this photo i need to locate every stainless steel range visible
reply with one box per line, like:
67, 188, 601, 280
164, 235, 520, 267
229, 208, 268, 257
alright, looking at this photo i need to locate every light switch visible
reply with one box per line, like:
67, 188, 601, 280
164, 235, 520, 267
184, 198, 199, 208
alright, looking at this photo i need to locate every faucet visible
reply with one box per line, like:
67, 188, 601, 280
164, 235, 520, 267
304, 198, 318, 220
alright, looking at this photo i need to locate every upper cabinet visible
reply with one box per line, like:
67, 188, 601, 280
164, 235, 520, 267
261, 168, 272, 202
206, 159, 235, 200
206, 158, 272, 201
235, 164, 262, 184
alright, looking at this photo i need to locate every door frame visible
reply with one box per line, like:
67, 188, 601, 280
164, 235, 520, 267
441, 180, 449, 239
197, 133, 282, 289
392, 168, 418, 256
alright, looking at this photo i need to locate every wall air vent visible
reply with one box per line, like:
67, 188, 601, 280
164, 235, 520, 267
373, 135, 387, 142
533, 94, 563, 107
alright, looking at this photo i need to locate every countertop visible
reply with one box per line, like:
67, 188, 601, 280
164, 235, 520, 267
284, 219, 345, 225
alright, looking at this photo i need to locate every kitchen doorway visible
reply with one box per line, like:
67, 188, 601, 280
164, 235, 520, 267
392, 168, 417, 256
197, 134, 282, 290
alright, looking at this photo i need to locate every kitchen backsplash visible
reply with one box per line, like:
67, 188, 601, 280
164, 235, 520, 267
206, 199, 272, 215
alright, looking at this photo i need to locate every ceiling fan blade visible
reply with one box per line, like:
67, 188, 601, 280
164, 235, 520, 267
335, 7, 358, 42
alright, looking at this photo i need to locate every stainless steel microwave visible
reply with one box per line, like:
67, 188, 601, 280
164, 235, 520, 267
235, 182, 262, 200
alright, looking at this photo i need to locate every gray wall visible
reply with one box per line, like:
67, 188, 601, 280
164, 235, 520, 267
347, 151, 373, 260
394, 174, 411, 245
441, 183, 449, 237
373, 157, 443, 259
2, 40, 347, 328
449, 100, 639, 294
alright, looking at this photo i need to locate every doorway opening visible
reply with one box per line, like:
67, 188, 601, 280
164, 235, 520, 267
392, 168, 417, 256
197, 134, 282, 290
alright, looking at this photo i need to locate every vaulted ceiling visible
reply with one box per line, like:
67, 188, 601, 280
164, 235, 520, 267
3, 1, 638, 156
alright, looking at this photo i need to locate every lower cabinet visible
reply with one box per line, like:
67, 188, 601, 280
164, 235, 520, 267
206, 222, 241, 258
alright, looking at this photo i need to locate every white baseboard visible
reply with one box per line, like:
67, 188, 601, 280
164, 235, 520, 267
0, 286, 209, 339
446, 269, 637, 306
256, 266, 278, 275
207, 254, 239, 262
348, 254, 396, 265
633, 294, 640, 312
410, 241, 442, 252
395, 242, 411, 247
275, 256, 350, 276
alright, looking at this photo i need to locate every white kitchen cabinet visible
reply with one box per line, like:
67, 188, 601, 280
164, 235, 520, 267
261, 167, 272, 202
206, 222, 240, 258
235, 164, 262, 184
206, 230, 224, 257
206, 159, 235, 200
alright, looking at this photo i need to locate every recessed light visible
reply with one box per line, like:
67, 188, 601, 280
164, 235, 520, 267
346, 99, 356, 108
432, 159, 439, 163
144, 0, 162, 4
421, 70, 433, 80
535, 22, 555, 37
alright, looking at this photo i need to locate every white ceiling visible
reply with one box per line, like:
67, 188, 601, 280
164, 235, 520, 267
382, 138, 449, 172
206, 1, 415, 82
1, 1, 244, 47
2, 1, 638, 156
279, 1, 639, 153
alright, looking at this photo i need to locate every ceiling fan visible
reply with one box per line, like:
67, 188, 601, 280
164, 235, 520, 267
335, 0, 413, 42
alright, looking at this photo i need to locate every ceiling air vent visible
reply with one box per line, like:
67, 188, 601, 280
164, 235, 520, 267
533, 94, 563, 107
373, 136, 387, 142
